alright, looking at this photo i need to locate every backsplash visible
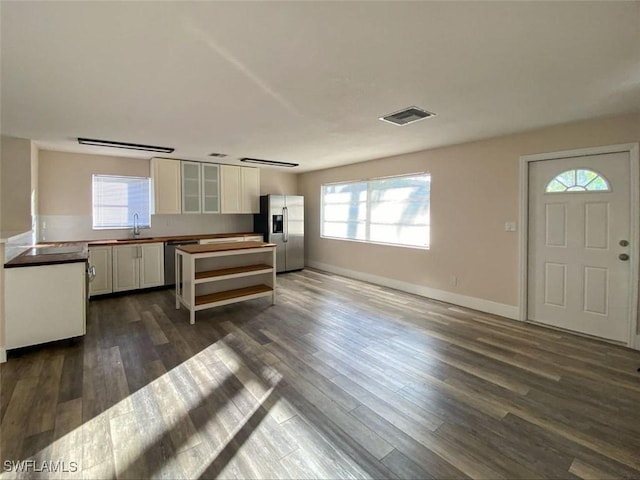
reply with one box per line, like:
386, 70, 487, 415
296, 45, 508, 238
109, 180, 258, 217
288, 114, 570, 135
38, 214, 254, 242
4, 230, 35, 262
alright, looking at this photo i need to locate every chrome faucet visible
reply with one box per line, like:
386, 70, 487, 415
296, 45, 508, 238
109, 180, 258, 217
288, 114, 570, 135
132, 213, 141, 238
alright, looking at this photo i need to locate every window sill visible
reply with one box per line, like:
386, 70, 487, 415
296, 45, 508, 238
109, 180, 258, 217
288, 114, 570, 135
320, 235, 429, 251
92, 226, 151, 231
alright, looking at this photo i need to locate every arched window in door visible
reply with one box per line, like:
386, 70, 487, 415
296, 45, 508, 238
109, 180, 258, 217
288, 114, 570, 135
545, 169, 610, 193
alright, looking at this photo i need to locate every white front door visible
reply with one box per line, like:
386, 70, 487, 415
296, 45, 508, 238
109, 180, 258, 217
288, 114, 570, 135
528, 151, 632, 343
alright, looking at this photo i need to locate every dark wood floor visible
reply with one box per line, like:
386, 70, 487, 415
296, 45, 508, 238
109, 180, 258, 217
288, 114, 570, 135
2, 268, 640, 479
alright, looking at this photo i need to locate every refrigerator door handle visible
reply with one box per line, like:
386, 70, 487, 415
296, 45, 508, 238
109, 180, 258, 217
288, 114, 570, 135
283, 206, 289, 243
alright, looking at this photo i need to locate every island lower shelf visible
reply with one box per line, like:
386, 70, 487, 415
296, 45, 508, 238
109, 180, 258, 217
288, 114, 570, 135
175, 241, 277, 324
195, 284, 273, 307
195, 264, 273, 282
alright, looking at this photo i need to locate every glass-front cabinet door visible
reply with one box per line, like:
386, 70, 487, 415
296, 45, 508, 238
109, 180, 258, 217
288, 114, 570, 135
181, 161, 202, 214
202, 163, 220, 213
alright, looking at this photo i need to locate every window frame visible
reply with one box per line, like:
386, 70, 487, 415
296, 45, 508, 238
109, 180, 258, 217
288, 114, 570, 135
92, 174, 152, 230
320, 172, 431, 250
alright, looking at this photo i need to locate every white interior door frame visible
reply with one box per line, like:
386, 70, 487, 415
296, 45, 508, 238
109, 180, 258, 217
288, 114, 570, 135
519, 143, 640, 349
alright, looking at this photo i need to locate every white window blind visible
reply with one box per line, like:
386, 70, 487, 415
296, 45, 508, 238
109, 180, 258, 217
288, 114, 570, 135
321, 173, 430, 248
92, 175, 151, 229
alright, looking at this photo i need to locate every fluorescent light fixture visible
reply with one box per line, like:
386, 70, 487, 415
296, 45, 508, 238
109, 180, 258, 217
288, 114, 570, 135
209, 152, 228, 158
240, 158, 299, 168
78, 137, 174, 153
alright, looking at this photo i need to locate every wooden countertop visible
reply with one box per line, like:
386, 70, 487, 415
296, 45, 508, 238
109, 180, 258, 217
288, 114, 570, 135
177, 241, 276, 254
5, 244, 89, 268
87, 232, 260, 246
4, 232, 263, 267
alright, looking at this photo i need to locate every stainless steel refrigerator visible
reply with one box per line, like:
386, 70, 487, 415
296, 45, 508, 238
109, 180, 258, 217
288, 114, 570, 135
254, 195, 304, 272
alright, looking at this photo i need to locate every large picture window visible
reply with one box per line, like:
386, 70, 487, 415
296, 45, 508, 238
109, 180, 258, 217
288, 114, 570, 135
92, 175, 151, 229
321, 173, 430, 248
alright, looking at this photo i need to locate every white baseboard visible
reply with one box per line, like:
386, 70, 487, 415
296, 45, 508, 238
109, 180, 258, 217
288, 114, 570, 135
0, 347, 6, 363
306, 260, 519, 320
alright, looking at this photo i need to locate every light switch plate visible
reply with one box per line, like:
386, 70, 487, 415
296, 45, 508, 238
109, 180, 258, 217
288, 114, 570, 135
505, 221, 517, 232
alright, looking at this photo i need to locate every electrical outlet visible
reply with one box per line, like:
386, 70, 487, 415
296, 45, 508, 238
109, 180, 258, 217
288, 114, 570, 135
505, 221, 517, 232
450, 275, 457, 286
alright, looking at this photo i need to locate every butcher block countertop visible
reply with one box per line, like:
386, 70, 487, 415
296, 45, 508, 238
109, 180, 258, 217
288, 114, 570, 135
177, 241, 276, 254
5, 243, 89, 268
87, 232, 259, 246
4, 232, 262, 268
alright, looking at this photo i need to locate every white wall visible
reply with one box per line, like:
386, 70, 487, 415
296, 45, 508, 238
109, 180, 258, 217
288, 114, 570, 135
38, 149, 298, 241
30, 142, 39, 243
299, 112, 640, 319
1, 135, 32, 235
38, 213, 254, 242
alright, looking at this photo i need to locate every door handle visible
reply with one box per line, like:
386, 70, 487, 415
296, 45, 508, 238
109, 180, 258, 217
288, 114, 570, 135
619, 253, 630, 261
283, 206, 289, 243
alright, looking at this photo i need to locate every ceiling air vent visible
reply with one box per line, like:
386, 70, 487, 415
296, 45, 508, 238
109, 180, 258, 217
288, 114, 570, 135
209, 152, 227, 158
379, 106, 435, 126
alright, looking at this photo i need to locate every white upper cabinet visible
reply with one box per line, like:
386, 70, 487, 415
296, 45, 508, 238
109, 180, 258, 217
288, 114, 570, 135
201, 163, 220, 213
220, 165, 242, 213
241, 167, 260, 214
220, 165, 260, 214
181, 161, 202, 214
151, 158, 181, 214
153, 159, 255, 216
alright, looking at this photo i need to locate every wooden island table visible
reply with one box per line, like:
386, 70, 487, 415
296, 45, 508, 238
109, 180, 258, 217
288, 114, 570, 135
175, 241, 277, 324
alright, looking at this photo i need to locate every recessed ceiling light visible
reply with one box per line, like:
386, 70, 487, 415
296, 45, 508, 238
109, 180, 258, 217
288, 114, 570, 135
240, 158, 299, 168
379, 106, 436, 126
209, 152, 227, 158
78, 137, 174, 153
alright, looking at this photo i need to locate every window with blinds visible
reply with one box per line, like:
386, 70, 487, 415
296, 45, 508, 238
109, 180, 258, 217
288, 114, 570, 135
92, 175, 151, 229
321, 173, 430, 248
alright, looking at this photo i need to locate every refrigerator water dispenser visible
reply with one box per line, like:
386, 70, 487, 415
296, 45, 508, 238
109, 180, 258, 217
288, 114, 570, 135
272, 215, 284, 233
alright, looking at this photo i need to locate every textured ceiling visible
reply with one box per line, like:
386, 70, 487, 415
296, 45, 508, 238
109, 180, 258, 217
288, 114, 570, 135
2, 1, 639, 172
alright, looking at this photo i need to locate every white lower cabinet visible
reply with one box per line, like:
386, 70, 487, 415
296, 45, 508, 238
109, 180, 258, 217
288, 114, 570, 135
5, 262, 86, 349
140, 242, 164, 288
112, 242, 164, 293
88, 246, 113, 296
113, 245, 140, 292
